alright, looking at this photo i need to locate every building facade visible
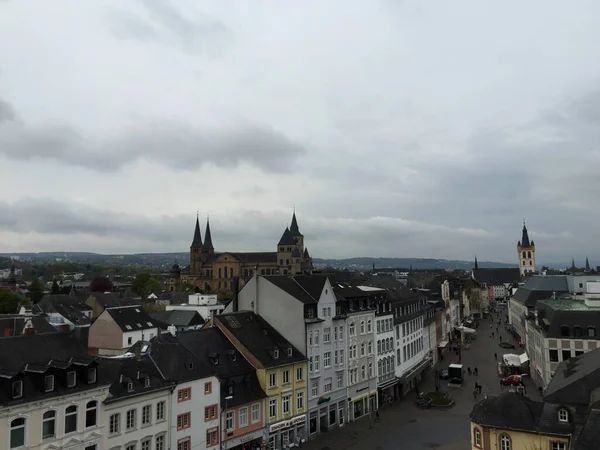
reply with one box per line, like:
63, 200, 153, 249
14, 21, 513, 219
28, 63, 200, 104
517, 222, 536, 276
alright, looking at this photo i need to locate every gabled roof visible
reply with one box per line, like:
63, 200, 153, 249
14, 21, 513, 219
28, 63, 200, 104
104, 306, 160, 332
37, 294, 92, 325
470, 392, 544, 432
304, 248, 310, 258
278, 227, 295, 246
472, 268, 521, 285
265, 275, 328, 304
150, 310, 205, 327
0, 315, 58, 336
87, 293, 141, 309
544, 348, 600, 405
216, 311, 306, 368
105, 357, 173, 403
512, 276, 570, 307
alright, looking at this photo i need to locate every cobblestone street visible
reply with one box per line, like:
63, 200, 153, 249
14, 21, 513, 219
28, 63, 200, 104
301, 309, 538, 450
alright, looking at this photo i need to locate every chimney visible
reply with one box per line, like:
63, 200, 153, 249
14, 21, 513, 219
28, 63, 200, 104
232, 276, 240, 312
3, 328, 14, 337
60, 324, 70, 333
135, 341, 142, 361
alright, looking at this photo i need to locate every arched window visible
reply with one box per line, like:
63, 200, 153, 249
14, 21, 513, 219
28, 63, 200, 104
367, 319, 372, 333
378, 360, 382, 377
529, 261, 532, 265
85, 401, 97, 428
360, 321, 365, 334
560, 326, 570, 337
42, 410, 56, 439
588, 327, 596, 338
522, 251, 526, 258
230, 268, 234, 278
266, 268, 271, 275
261, 269, 265, 275
286, 259, 289, 265
368, 341, 372, 354
218, 268, 222, 278
499, 433, 511, 450
223, 266, 228, 278
65, 405, 77, 434
360, 342, 365, 356
473, 427, 482, 448
377, 340, 381, 354
558, 408, 569, 422
10, 417, 26, 449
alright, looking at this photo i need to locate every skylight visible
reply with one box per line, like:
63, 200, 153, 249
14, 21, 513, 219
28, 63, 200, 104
146, 322, 153, 327
135, 309, 140, 312
125, 325, 132, 330
136, 323, 142, 328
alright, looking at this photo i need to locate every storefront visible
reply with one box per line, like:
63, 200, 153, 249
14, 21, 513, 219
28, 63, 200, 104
267, 414, 307, 449
398, 357, 431, 395
350, 391, 378, 421
377, 378, 399, 405
223, 428, 265, 450
308, 391, 347, 439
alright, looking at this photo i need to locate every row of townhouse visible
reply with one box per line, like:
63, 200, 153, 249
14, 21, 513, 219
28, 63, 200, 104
233, 273, 434, 441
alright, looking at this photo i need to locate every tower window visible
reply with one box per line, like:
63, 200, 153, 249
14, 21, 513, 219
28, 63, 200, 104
528, 251, 532, 258
522, 251, 526, 258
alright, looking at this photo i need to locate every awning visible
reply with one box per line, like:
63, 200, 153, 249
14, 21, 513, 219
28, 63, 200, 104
378, 377, 399, 390
397, 358, 431, 383
438, 340, 449, 348
503, 353, 529, 367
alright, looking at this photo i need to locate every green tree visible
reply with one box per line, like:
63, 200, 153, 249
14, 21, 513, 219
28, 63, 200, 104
51, 279, 60, 295
143, 302, 166, 313
28, 279, 45, 304
145, 277, 162, 296
0, 290, 21, 314
132, 273, 162, 298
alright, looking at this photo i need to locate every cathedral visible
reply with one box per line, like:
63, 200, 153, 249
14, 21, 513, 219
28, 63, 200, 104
166, 212, 313, 295
517, 221, 536, 276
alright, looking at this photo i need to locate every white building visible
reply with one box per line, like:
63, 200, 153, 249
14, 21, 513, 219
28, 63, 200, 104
166, 293, 227, 322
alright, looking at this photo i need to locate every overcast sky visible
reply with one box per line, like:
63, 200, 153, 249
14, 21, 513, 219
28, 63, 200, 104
1, 0, 599, 265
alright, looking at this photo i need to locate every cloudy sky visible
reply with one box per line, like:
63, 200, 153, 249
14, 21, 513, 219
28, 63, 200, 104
1, 0, 599, 265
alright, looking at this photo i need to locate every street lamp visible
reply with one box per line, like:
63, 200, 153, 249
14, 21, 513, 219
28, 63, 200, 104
221, 395, 233, 450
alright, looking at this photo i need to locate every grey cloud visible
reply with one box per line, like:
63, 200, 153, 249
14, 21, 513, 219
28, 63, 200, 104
0, 107, 306, 173
108, 10, 159, 42
0, 97, 16, 123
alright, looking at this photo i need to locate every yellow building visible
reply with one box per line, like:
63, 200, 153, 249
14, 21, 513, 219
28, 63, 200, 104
168, 213, 312, 296
469, 392, 570, 450
214, 311, 309, 449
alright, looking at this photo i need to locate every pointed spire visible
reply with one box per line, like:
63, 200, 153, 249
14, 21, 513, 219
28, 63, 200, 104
586, 256, 591, 272
191, 214, 203, 248
278, 226, 295, 246
304, 248, 310, 258
290, 211, 302, 237
474, 256, 479, 270
521, 221, 530, 247
203, 216, 214, 250
571, 258, 576, 270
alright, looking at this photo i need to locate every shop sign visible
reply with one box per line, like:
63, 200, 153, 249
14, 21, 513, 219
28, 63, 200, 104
317, 396, 331, 405
269, 414, 306, 433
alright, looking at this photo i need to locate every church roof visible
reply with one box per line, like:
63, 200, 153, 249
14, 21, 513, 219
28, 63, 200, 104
278, 227, 295, 246
191, 216, 203, 248
290, 212, 302, 237
304, 248, 310, 258
203, 218, 214, 250
520, 222, 531, 248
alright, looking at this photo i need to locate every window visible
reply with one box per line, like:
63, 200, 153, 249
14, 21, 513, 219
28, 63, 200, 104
361, 343, 365, 356
561, 350, 571, 361
85, 401, 97, 427
337, 372, 343, 388
560, 326, 570, 337
324, 377, 332, 393
10, 417, 26, 449
206, 427, 219, 447
340, 349, 344, 364
309, 331, 313, 346
296, 367, 303, 381
141, 439, 151, 450
239, 407, 248, 427
297, 390, 304, 410
44, 375, 54, 392
282, 369, 290, 384
349, 323, 355, 336
311, 380, 319, 397
178, 437, 191, 450
473, 427, 482, 448
558, 409, 568, 422
251, 403, 260, 423
367, 319, 372, 333
156, 401, 165, 421
269, 398, 277, 418
323, 328, 331, 343
361, 365, 366, 380
574, 326, 583, 337
65, 405, 78, 433
549, 349, 559, 362
314, 330, 320, 344
324, 351, 331, 368
226, 410, 234, 431
88, 367, 97, 384
314, 355, 320, 371
42, 410, 56, 439
360, 321, 365, 334
142, 405, 151, 425
334, 350, 339, 365
282, 394, 291, 415
177, 412, 191, 431
204, 382, 212, 394
269, 372, 277, 387
204, 404, 218, 421
126, 444, 136, 450
109, 413, 120, 434
156, 435, 165, 450
334, 327, 338, 340
67, 371, 76, 387
588, 327, 596, 337
368, 341, 373, 354
178, 387, 191, 402
126, 409, 136, 430
551, 443, 567, 450
12, 381, 23, 399
499, 434, 511, 450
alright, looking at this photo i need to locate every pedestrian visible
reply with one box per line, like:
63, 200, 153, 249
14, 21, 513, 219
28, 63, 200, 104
494, 352, 497, 360
478, 384, 482, 394
492, 332, 495, 338
474, 367, 478, 376
468, 367, 472, 375
473, 388, 477, 399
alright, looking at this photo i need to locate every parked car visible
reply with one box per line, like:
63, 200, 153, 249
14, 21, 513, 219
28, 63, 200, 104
501, 375, 523, 386
439, 369, 450, 379
499, 342, 515, 349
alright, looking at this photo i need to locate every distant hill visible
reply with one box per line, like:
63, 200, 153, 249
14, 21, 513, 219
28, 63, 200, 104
313, 257, 516, 271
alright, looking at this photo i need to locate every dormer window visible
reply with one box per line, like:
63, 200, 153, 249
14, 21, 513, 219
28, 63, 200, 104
12, 380, 23, 399
44, 375, 54, 392
67, 371, 76, 388
127, 381, 134, 392
287, 347, 293, 356
558, 408, 568, 422
87, 367, 97, 384
146, 322, 153, 327
274, 349, 280, 359
125, 325, 132, 330
144, 378, 151, 388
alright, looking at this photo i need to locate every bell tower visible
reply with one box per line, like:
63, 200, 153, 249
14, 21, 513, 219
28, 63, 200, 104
517, 221, 536, 276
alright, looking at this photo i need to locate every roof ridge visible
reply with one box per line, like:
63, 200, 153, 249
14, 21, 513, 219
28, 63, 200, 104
290, 276, 320, 302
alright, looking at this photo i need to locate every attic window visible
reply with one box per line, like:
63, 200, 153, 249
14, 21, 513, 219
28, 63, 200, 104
67, 371, 76, 388
136, 323, 142, 328
558, 409, 568, 422
144, 378, 151, 388
135, 309, 140, 312
146, 322, 153, 327
87, 367, 97, 384
274, 349, 279, 359
127, 381, 134, 392
125, 325, 132, 330
44, 375, 54, 392
287, 347, 293, 356
12, 380, 23, 399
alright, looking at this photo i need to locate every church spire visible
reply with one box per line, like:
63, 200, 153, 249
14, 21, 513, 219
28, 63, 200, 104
586, 256, 591, 272
571, 258, 576, 270
521, 221, 531, 247
290, 211, 302, 237
203, 216, 214, 250
474, 255, 479, 270
191, 214, 203, 248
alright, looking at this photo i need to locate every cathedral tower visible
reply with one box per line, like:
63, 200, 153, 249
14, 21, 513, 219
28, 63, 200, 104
517, 221, 536, 276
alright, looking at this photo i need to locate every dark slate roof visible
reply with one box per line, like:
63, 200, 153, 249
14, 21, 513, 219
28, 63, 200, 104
535, 298, 600, 339
290, 213, 302, 237
104, 357, 174, 403
574, 409, 600, 450
106, 306, 160, 332
544, 348, 600, 406
145, 332, 214, 382
304, 248, 310, 258
88, 292, 141, 309
472, 268, 521, 285
203, 218, 214, 250
360, 276, 420, 303
0, 315, 58, 336
191, 216, 203, 248
521, 223, 531, 247
230, 252, 278, 263
278, 227, 295, 246
37, 294, 92, 325
512, 276, 570, 308
150, 310, 205, 327
216, 311, 307, 368
332, 280, 372, 299
470, 392, 545, 432
265, 275, 328, 304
